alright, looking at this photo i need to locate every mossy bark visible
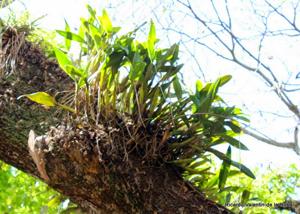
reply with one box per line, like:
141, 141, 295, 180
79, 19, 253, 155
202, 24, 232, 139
0, 33, 231, 213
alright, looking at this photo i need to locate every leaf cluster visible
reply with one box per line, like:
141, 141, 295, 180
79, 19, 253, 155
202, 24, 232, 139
19, 5, 255, 190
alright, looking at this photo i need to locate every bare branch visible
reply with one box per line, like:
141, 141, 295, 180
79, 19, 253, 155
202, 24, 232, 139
294, 126, 299, 154
242, 127, 296, 152
265, 0, 300, 33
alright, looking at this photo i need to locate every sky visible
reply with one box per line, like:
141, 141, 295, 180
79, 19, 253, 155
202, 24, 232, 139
3, 0, 300, 170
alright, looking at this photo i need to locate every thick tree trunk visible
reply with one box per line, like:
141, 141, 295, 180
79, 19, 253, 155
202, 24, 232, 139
0, 30, 231, 213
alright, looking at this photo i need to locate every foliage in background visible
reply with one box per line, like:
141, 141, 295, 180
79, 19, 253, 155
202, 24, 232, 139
0, 8, 62, 58
0, 161, 68, 213
189, 162, 300, 213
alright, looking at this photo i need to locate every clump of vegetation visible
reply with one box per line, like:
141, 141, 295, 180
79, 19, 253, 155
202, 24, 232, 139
0, 8, 63, 77
19, 4, 255, 190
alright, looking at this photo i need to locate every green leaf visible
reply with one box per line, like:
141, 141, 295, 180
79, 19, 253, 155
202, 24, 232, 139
224, 121, 242, 133
149, 88, 160, 114
129, 52, 146, 81
99, 9, 112, 33
169, 44, 179, 64
160, 64, 183, 82
196, 80, 203, 92
112, 27, 121, 33
54, 48, 75, 80
56, 30, 85, 43
224, 135, 248, 150
158, 44, 179, 66
47, 195, 61, 208
208, 79, 221, 101
218, 146, 231, 189
207, 148, 256, 179
230, 160, 256, 179
173, 76, 183, 99
206, 174, 219, 188
87, 23, 103, 48
147, 20, 156, 61
218, 75, 232, 87
67, 65, 86, 79
241, 190, 251, 204
199, 79, 221, 112
107, 52, 125, 68
225, 193, 231, 204
64, 19, 71, 50
18, 92, 56, 107
86, 4, 97, 19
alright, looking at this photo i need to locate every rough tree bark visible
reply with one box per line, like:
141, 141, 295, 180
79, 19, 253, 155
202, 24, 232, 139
0, 29, 231, 213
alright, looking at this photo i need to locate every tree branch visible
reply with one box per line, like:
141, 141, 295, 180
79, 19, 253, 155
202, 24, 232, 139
242, 127, 300, 155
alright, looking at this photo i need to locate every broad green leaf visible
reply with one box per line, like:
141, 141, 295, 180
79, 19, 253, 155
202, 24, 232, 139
208, 79, 221, 101
112, 26, 121, 33
188, 159, 208, 169
64, 19, 71, 50
225, 193, 231, 204
106, 52, 125, 68
225, 121, 242, 133
158, 44, 179, 66
241, 190, 251, 204
207, 148, 255, 179
129, 52, 146, 81
196, 80, 203, 92
184, 166, 210, 174
190, 95, 200, 106
47, 195, 61, 208
86, 4, 97, 19
206, 174, 219, 188
228, 170, 242, 177
211, 135, 248, 150
235, 114, 250, 122
173, 76, 183, 99
99, 9, 112, 33
85, 22, 103, 48
220, 186, 241, 192
223, 135, 248, 150
54, 48, 75, 80
66, 65, 86, 80
149, 88, 160, 114
160, 64, 183, 82
169, 44, 179, 64
78, 20, 86, 42
18, 92, 56, 107
56, 30, 85, 44
147, 20, 156, 61
218, 146, 231, 189
218, 75, 232, 87
198, 79, 221, 112
166, 44, 179, 61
